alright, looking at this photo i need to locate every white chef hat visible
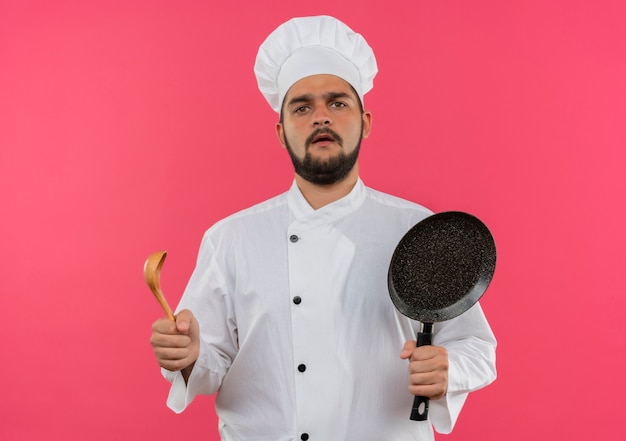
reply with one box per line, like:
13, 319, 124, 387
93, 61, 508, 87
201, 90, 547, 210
254, 15, 378, 113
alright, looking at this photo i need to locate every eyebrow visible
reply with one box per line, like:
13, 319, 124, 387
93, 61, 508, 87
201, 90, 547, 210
286, 91, 354, 107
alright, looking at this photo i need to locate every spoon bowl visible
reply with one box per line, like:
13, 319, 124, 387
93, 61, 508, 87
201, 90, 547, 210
144, 250, 175, 320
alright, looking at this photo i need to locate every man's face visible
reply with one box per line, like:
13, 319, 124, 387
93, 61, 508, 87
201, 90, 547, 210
276, 74, 372, 185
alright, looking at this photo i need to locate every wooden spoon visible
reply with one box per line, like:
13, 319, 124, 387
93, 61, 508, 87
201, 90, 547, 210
143, 250, 175, 320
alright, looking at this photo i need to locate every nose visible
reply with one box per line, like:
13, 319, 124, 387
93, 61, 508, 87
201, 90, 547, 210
312, 105, 332, 126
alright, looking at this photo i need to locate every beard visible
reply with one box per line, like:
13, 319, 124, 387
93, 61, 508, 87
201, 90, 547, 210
284, 126, 362, 185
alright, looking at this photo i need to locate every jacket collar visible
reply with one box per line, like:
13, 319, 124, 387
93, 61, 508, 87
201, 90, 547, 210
287, 178, 367, 228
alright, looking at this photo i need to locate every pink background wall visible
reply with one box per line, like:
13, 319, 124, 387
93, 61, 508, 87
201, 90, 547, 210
2, 0, 624, 439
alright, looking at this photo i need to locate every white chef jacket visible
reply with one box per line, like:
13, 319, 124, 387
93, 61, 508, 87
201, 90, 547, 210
164, 178, 497, 441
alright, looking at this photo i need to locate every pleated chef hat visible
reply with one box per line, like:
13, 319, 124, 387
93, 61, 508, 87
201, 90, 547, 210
254, 15, 378, 113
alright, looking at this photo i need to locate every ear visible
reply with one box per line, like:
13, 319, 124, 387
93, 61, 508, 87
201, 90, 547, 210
276, 122, 287, 149
361, 111, 373, 139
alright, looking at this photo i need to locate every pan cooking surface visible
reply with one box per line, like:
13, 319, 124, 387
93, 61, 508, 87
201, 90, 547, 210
389, 212, 496, 322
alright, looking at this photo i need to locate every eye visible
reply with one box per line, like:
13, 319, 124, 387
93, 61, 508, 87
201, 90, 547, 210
330, 101, 347, 108
294, 105, 310, 114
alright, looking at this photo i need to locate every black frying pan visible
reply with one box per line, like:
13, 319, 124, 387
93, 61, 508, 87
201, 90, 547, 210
387, 211, 496, 421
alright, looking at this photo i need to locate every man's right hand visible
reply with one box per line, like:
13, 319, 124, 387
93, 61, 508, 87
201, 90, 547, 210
150, 309, 200, 381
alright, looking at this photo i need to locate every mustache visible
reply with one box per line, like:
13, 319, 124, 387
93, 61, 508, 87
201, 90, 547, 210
305, 127, 343, 148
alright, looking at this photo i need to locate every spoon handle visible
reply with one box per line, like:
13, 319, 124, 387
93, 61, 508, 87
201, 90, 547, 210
153, 288, 175, 321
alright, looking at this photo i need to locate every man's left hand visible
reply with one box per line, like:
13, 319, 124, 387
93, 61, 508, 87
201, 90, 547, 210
400, 341, 449, 399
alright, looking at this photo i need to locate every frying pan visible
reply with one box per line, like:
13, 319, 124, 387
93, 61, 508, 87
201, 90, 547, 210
387, 211, 496, 421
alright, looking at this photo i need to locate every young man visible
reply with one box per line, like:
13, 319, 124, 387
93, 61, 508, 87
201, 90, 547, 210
150, 15, 496, 441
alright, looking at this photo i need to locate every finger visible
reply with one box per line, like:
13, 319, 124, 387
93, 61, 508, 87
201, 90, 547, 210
153, 345, 190, 360
158, 355, 196, 372
408, 381, 447, 400
175, 309, 195, 334
152, 342, 196, 372
409, 358, 446, 374
410, 345, 448, 362
150, 332, 191, 348
152, 317, 178, 335
409, 368, 447, 391
400, 340, 416, 359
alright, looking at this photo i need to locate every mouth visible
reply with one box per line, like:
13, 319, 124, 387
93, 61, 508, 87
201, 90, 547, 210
312, 133, 335, 144
307, 129, 341, 148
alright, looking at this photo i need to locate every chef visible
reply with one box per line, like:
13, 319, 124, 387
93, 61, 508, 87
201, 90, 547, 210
150, 15, 497, 441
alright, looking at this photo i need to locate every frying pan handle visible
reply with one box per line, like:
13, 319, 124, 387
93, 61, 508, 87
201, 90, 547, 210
410, 323, 433, 421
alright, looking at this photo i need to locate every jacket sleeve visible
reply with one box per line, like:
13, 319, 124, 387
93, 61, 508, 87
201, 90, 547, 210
163, 230, 239, 413
428, 302, 497, 433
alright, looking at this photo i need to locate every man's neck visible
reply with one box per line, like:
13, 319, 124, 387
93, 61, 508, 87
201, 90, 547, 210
295, 165, 359, 210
